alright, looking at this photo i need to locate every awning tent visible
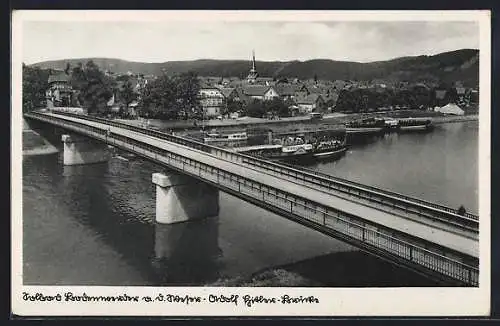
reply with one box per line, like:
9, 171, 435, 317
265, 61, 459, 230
435, 103, 465, 116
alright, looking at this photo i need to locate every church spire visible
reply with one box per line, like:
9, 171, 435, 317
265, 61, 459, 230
251, 49, 256, 72
247, 49, 258, 83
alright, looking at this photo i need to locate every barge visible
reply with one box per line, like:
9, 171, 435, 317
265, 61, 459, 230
397, 118, 434, 131
345, 118, 386, 134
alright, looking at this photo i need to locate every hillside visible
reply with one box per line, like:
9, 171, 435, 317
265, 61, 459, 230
31, 49, 479, 87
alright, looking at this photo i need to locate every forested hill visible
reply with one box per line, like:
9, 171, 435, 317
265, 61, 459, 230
31, 48, 479, 87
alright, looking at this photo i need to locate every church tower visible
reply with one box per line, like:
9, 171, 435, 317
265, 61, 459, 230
246, 50, 258, 83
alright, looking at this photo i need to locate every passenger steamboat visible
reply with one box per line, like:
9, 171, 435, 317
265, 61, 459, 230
204, 131, 248, 142
236, 136, 347, 162
312, 139, 347, 159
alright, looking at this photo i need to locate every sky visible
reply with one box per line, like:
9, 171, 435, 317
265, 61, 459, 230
21, 19, 479, 65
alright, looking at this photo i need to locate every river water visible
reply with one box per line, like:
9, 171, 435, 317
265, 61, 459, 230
21, 121, 478, 286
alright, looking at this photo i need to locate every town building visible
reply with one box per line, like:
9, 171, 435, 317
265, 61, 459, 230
46, 72, 73, 108
469, 89, 479, 104
241, 85, 279, 101
274, 84, 301, 101
220, 88, 238, 101
198, 87, 225, 117
295, 94, 325, 113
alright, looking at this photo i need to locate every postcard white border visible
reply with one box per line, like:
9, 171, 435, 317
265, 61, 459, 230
11, 10, 491, 316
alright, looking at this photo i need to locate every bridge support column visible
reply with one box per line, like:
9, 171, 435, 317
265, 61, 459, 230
61, 134, 110, 166
152, 172, 220, 224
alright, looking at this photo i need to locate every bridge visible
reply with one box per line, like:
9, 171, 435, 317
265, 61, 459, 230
24, 110, 479, 286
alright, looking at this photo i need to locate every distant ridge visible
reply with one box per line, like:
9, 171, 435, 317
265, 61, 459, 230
30, 49, 479, 87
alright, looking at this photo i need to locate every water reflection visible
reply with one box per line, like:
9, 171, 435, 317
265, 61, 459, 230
61, 161, 223, 285
59, 161, 156, 282
346, 133, 385, 148
152, 218, 222, 285
62, 161, 109, 178
314, 121, 479, 213
382, 132, 399, 143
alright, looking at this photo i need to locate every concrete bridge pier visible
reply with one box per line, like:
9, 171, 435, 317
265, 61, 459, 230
152, 172, 220, 224
61, 134, 110, 165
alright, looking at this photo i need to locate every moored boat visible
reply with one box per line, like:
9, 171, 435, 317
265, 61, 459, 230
235, 143, 313, 161
236, 135, 347, 162
268, 136, 313, 160
203, 130, 249, 146
235, 136, 315, 161
345, 118, 386, 134
204, 131, 248, 142
383, 118, 399, 131
312, 139, 347, 159
397, 118, 433, 131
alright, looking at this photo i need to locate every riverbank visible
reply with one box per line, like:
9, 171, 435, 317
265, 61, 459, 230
210, 250, 442, 287
23, 145, 59, 156
116, 111, 478, 136
22, 130, 59, 156
430, 114, 478, 124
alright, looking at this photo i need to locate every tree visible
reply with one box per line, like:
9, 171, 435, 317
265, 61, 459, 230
139, 74, 179, 119
265, 97, 290, 117
22, 64, 50, 112
137, 71, 201, 120
64, 62, 71, 75
336, 89, 364, 113
174, 71, 200, 118
70, 60, 114, 115
119, 77, 137, 110
226, 98, 243, 114
245, 99, 266, 118
412, 86, 432, 109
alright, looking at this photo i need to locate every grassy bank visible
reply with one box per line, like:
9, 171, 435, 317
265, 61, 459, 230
209, 251, 443, 287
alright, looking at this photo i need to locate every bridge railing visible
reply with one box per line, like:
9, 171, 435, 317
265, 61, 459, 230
26, 111, 479, 228
277, 160, 479, 220
25, 111, 479, 286
239, 159, 480, 232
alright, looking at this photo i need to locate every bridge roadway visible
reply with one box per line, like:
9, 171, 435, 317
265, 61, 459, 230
40, 112, 481, 224
234, 148, 478, 240
38, 112, 478, 259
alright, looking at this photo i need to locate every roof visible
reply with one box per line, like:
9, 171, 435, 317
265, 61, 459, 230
332, 80, 348, 89
199, 86, 222, 92
242, 85, 270, 96
220, 88, 236, 98
435, 89, 447, 100
116, 79, 141, 92
275, 84, 300, 96
48, 72, 70, 83
414, 83, 430, 90
295, 94, 323, 105
307, 85, 331, 94
326, 92, 339, 103
234, 87, 250, 104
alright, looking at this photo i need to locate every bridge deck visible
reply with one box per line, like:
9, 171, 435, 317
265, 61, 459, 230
44, 113, 479, 258
236, 160, 478, 240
